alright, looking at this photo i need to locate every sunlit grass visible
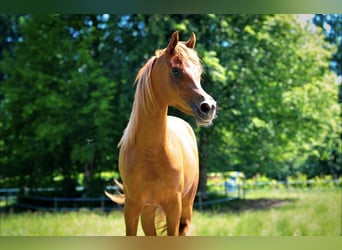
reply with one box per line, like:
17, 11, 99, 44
1, 210, 125, 236
193, 188, 341, 236
1, 188, 340, 236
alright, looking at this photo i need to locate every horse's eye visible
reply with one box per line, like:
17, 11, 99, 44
171, 67, 182, 78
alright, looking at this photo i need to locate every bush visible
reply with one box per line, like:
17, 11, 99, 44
287, 173, 308, 188
207, 172, 340, 192
309, 175, 335, 188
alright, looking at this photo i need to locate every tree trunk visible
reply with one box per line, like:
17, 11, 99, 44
83, 161, 94, 197
198, 163, 208, 200
198, 128, 209, 200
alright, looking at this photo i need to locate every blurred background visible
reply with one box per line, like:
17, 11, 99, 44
0, 14, 341, 235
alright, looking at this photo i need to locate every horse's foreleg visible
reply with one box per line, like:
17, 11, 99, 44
124, 199, 142, 236
179, 184, 197, 236
163, 193, 182, 236
179, 203, 193, 236
141, 205, 157, 236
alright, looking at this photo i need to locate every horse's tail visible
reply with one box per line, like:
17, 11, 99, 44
104, 179, 125, 204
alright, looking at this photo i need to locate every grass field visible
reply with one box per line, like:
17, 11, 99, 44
1, 188, 341, 236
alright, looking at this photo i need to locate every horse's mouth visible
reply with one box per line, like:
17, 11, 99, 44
174, 100, 216, 126
191, 104, 216, 127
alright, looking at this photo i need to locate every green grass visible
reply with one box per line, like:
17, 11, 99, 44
193, 188, 341, 236
1, 188, 341, 236
0, 210, 127, 236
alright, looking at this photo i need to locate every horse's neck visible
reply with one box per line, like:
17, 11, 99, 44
135, 106, 168, 149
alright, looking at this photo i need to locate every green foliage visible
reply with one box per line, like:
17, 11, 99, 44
244, 175, 283, 190
310, 175, 336, 188
0, 15, 120, 193
208, 172, 341, 191
314, 14, 342, 76
287, 173, 308, 188
0, 14, 340, 195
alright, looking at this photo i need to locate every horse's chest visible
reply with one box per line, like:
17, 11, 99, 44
123, 149, 182, 188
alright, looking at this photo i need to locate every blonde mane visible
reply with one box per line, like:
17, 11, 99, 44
118, 56, 158, 149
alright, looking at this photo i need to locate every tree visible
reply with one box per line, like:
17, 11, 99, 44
0, 15, 119, 194
213, 15, 340, 179
312, 14, 342, 178
313, 14, 342, 76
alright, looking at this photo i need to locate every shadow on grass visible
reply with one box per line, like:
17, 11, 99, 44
195, 196, 297, 214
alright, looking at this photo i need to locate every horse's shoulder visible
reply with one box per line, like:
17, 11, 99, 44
167, 115, 190, 127
167, 116, 195, 139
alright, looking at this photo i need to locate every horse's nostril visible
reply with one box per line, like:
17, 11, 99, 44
200, 102, 211, 114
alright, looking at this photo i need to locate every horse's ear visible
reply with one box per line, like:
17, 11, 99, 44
185, 32, 196, 49
166, 31, 179, 54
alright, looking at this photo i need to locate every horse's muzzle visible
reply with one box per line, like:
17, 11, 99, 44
191, 97, 216, 126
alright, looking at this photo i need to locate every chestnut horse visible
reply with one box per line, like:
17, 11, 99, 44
106, 31, 216, 236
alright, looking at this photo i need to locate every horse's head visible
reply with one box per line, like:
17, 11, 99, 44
151, 31, 216, 126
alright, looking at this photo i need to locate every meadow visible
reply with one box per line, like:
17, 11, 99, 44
1, 188, 340, 236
